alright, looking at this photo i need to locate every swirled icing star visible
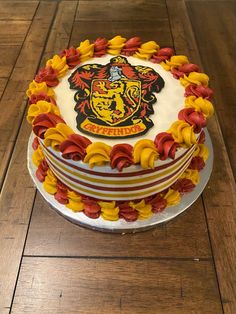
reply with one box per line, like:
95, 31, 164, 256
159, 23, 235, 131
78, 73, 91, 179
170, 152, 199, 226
193, 144, 209, 162
83, 142, 112, 168
66, 191, 84, 212
168, 120, 196, 147
46, 55, 69, 78
163, 188, 181, 206
27, 100, 60, 124
129, 199, 153, 219
133, 139, 158, 169
32, 145, 44, 167
180, 169, 200, 185
43, 169, 58, 194
98, 201, 119, 221
161, 55, 189, 71
107, 35, 126, 55
180, 72, 209, 87
26, 80, 55, 98
185, 96, 214, 118
77, 40, 94, 62
59, 47, 81, 69
134, 41, 160, 60
44, 123, 74, 151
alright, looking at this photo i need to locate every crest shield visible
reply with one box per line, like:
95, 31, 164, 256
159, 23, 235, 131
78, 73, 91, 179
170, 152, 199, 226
68, 56, 165, 139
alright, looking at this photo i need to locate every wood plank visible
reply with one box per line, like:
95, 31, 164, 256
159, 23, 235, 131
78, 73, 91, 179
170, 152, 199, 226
76, 0, 167, 21
72, 0, 171, 46
186, 0, 236, 178
0, 1, 57, 189
0, 2, 58, 312
167, 1, 236, 312
0, 78, 7, 98
25, 194, 211, 258
0, 21, 30, 46
0, 1, 38, 20
11, 257, 222, 314
70, 20, 172, 48
0, 46, 22, 77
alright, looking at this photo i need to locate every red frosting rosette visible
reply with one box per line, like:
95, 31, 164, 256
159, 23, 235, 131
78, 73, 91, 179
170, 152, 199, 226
118, 202, 139, 221
150, 47, 174, 63
29, 92, 57, 105
33, 113, 65, 139
184, 85, 213, 100
83, 198, 101, 219
121, 37, 142, 56
36, 158, 49, 182
171, 178, 195, 193
148, 193, 167, 213
189, 156, 205, 171
32, 137, 39, 150
59, 46, 81, 69
198, 130, 205, 144
59, 134, 92, 161
94, 37, 108, 57
178, 108, 206, 133
154, 132, 179, 160
110, 144, 134, 172
54, 181, 68, 205
171, 63, 200, 79
35, 66, 59, 87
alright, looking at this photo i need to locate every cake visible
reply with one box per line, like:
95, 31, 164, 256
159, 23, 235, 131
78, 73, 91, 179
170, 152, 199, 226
26, 35, 214, 222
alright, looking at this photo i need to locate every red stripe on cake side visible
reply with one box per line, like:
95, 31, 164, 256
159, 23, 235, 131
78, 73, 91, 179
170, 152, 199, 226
42, 142, 194, 177
45, 153, 192, 192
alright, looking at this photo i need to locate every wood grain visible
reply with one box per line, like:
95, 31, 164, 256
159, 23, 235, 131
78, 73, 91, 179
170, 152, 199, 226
0, 2, 57, 312
0, 21, 30, 46
11, 257, 222, 314
0, 1, 57, 189
186, 0, 236, 178
0, 46, 22, 77
0, 1, 38, 20
167, 1, 236, 313
25, 193, 211, 258
76, 0, 167, 21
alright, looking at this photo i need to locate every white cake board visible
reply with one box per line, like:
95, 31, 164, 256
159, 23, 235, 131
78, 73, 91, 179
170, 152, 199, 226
27, 129, 213, 233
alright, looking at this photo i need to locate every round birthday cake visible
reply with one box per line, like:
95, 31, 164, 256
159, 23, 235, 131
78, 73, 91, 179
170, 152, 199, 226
26, 35, 214, 222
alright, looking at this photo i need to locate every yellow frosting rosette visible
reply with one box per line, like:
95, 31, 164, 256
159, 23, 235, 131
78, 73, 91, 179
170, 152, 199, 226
185, 96, 214, 118
193, 144, 209, 162
164, 189, 181, 206
66, 191, 84, 212
134, 41, 160, 60
32, 145, 44, 167
161, 55, 189, 71
107, 35, 126, 55
129, 199, 153, 219
180, 169, 200, 185
43, 169, 57, 194
83, 142, 112, 168
27, 100, 60, 124
26, 80, 55, 98
180, 72, 209, 87
98, 201, 119, 221
77, 40, 94, 62
44, 123, 74, 151
168, 120, 196, 147
46, 55, 69, 78
133, 139, 158, 169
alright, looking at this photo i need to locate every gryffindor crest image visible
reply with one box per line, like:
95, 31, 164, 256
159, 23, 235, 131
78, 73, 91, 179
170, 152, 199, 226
68, 56, 164, 138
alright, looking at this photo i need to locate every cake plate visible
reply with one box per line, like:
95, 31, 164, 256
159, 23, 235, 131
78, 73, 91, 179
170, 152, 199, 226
27, 130, 213, 233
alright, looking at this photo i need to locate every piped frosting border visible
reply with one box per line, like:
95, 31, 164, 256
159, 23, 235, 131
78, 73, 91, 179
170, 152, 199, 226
26, 35, 214, 171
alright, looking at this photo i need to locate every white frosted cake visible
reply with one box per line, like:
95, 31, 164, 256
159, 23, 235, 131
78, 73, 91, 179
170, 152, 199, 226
26, 36, 214, 221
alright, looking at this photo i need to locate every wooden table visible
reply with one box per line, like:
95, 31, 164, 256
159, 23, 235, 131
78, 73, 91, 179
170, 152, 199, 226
0, 0, 236, 313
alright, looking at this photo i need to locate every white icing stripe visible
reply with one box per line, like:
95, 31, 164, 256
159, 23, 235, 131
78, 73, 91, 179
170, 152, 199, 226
46, 155, 192, 201
41, 143, 196, 186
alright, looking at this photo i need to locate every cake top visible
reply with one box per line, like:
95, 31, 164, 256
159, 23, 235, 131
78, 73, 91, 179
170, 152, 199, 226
26, 35, 214, 171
